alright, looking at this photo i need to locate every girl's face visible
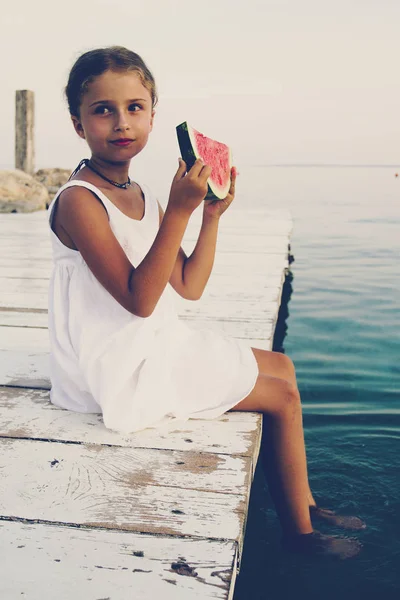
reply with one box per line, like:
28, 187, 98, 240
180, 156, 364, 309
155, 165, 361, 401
72, 69, 155, 163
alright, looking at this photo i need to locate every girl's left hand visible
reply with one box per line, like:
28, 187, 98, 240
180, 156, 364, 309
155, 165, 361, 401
202, 166, 237, 219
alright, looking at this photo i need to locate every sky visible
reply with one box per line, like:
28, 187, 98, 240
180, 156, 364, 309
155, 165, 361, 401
1, 0, 400, 177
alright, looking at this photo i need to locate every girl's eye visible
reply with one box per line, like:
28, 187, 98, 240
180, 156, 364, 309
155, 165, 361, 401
94, 104, 141, 114
94, 105, 111, 115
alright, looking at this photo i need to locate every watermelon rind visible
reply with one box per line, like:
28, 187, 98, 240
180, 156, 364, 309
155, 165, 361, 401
176, 121, 232, 201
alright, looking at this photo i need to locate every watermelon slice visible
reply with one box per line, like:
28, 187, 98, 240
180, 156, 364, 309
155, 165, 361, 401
176, 121, 232, 200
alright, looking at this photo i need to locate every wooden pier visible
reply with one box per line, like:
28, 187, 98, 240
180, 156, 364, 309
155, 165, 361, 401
0, 203, 292, 599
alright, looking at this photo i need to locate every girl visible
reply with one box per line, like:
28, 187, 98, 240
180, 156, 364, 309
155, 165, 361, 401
48, 46, 365, 558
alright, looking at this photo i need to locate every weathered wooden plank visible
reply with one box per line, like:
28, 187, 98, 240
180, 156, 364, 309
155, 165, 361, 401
0, 212, 292, 232
0, 520, 238, 600
0, 276, 283, 297
0, 219, 291, 244
0, 268, 51, 280
0, 205, 291, 600
179, 316, 274, 341
0, 310, 48, 328
0, 325, 270, 388
0, 310, 274, 345
0, 278, 50, 293
0, 438, 248, 543
0, 326, 50, 350
0, 228, 290, 243
0, 253, 288, 276
0, 292, 48, 310
179, 300, 280, 320
0, 331, 50, 387
0, 386, 262, 457
0, 239, 50, 249
0, 252, 287, 272
0, 205, 292, 228
0, 288, 281, 316
0, 320, 270, 352
1, 434, 252, 495
0, 221, 290, 235
0, 342, 267, 388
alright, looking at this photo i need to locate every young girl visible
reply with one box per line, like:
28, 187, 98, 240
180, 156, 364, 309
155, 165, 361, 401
48, 46, 365, 559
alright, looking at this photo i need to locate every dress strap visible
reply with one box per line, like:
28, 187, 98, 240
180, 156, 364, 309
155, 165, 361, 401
48, 179, 157, 230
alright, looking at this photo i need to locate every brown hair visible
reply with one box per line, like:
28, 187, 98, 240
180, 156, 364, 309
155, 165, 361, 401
65, 46, 158, 118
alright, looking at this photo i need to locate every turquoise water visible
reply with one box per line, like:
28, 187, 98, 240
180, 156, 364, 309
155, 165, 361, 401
233, 167, 400, 599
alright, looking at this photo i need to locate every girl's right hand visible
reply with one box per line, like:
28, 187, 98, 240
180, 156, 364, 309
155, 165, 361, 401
167, 158, 212, 216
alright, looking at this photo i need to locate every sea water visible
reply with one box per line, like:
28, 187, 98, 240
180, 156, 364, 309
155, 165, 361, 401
232, 167, 400, 599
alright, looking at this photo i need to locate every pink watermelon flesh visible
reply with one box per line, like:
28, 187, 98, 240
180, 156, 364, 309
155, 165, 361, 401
192, 128, 231, 194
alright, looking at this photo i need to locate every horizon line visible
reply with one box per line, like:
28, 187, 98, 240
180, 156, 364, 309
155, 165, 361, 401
251, 164, 400, 168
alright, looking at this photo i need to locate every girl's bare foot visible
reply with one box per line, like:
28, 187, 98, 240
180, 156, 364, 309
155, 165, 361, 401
310, 506, 367, 530
282, 530, 363, 559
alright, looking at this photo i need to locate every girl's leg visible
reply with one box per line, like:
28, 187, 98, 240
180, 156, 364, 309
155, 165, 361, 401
249, 348, 366, 531
230, 371, 313, 536
229, 367, 363, 557
250, 348, 317, 507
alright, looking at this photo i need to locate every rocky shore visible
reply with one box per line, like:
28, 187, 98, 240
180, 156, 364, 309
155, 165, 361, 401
0, 168, 71, 212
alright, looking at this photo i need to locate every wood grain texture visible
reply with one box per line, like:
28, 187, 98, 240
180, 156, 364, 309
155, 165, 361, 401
0, 386, 262, 458
0, 437, 249, 543
0, 520, 238, 600
0, 205, 292, 599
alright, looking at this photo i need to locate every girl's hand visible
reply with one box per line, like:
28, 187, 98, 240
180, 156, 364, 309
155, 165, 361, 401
202, 167, 237, 220
167, 158, 212, 217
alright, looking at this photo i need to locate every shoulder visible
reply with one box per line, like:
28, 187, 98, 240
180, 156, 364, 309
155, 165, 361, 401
56, 183, 109, 223
53, 184, 112, 249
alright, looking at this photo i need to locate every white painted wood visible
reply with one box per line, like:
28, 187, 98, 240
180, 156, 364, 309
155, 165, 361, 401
0, 253, 282, 273
179, 300, 280, 321
0, 264, 52, 275
0, 386, 262, 457
0, 310, 48, 328
0, 205, 292, 599
0, 326, 49, 351
0, 520, 238, 600
0, 203, 289, 385
0, 310, 274, 344
0, 325, 271, 387
0, 205, 292, 228
0, 292, 48, 310
179, 317, 274, 344
0, 289, 279, 311
0, 434, 252, 494
0, 249, 288, 265
0, 235, 289, 253
0, 273, 285, 295
0, 438, 248, 543
0, 235, 289, 251
0, 351, 50, 388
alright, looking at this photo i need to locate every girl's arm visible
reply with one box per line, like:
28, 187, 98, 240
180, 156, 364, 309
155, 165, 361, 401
160, 166, 237, 300
158, 201, 219, 301
183, 212, 220, 298
56, 159, 211, 318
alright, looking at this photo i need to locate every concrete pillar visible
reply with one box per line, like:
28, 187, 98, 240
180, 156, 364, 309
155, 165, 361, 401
15, 90, 35, 174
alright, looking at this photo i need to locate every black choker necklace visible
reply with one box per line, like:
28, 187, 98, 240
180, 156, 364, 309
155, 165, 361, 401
70, 158, 131, 189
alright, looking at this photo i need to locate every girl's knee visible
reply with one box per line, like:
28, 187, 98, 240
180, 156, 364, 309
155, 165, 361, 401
253, 348, 297, 384
279, 353, 296, 379
230, 373, 300, 415
257, 378, 300, 419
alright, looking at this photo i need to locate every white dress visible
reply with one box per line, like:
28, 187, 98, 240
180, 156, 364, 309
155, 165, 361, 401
47, 179, 259, 433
